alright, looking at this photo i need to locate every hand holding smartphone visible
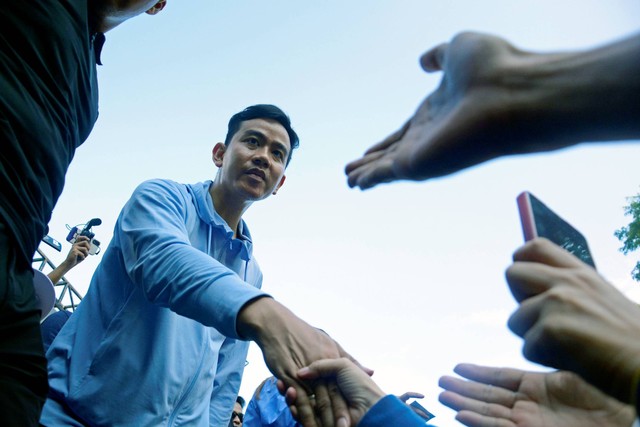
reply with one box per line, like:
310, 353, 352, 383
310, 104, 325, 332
517, 191, 596, 268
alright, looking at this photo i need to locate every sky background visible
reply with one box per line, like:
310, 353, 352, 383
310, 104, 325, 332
38, 1, 640, 425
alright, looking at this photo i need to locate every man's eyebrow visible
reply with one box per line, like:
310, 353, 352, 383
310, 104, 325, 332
241, 129, 267, 141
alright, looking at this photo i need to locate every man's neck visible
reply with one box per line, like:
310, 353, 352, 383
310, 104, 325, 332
208, 184, 251, 238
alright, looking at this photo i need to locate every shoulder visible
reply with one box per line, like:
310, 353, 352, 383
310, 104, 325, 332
131, 179, 190, 199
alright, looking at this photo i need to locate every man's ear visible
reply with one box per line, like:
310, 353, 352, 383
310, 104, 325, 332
272, 175, 286, 195
212, 143, 226, 167
146, 0, 167, 15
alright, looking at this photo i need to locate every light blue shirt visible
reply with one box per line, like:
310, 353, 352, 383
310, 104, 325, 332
42, 179, 268, 426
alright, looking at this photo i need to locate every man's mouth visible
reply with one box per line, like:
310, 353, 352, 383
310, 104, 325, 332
246, 168, 266, 180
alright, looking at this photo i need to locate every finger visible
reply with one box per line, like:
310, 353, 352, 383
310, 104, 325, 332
506, 294, 545, 338
293, 386, 321, 427
438, 390, 512, 421
277, 379, 288, 396
363, 120, 411, 155
299, 358, 351, 380
350, 158, 396, 190
284, 386, 301, 420
420, 42, 449, 72
398, 391, 424, 402
327, 380, 350, 427
284, 384, 297, 405
314, 381, 336, 427
439, 375, 516, 409
505, 262, 562, 302
345, 149, 387, 178
452, 364, 523, 392
512, 238, 586, 269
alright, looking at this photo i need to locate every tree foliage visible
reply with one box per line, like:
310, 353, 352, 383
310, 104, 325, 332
615, 192, 640, 282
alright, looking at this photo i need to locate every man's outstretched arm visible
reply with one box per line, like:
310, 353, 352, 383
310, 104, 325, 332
346, 31, 640, 190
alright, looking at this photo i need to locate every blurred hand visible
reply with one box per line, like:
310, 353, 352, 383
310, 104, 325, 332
346, 32, 544, 189
439, 363, 635, 427
506, 238, 640, 403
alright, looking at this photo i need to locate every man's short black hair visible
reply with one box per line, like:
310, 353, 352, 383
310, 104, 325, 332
224, 104, 299, 166
236, 395, 245, 408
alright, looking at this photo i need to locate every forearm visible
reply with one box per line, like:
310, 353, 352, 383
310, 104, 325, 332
505, 32, 640, 151
47, 263, 72, 284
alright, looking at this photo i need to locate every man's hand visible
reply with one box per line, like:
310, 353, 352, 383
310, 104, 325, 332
237, 297, 368, 427
439, 363, 636, 427
506, 238, 640, 403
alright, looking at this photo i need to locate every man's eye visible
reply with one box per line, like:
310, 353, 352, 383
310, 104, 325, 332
273, 150, 284, 159
246, 137, 259, 146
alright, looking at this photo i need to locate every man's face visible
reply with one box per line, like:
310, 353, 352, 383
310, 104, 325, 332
213, 118, 290, 202
231, 402, 243, 426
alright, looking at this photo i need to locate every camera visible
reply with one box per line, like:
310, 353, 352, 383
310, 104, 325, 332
66, 218, 102, 255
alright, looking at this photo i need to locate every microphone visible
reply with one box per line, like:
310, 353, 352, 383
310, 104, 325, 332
85, 218, 102, 228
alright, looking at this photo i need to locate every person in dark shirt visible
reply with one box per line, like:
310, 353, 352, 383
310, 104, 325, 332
0, 1, 166, 425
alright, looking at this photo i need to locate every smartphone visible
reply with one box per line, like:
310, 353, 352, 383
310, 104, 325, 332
517, 191, 596, 268
408, 400, 435, 422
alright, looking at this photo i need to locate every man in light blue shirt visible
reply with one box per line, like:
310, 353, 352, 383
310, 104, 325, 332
42, 105, 359, 427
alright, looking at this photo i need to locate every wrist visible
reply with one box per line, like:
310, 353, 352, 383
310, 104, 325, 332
362, 385, 386, 410
236, 296, 287, 342
506, 38, 640, 146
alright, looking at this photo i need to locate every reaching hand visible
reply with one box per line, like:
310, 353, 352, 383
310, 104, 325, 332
506, 238, 640, 403
439, 363, 635, 427
346, 32, 542, 189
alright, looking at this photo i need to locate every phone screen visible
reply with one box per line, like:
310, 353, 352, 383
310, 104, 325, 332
517, 191, 596, 268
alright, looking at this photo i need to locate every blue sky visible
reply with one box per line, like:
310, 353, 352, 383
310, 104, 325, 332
41, 1, 640, 424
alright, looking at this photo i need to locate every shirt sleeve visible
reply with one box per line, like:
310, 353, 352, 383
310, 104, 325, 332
117, 179, 268, 338
359, 395, 428, 427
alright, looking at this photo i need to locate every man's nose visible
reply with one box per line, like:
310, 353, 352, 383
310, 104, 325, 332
252, 149, 269, 167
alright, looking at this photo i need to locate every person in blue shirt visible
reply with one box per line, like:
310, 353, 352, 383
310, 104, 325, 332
248, 375, 434, 427
41, 105, 361, 427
